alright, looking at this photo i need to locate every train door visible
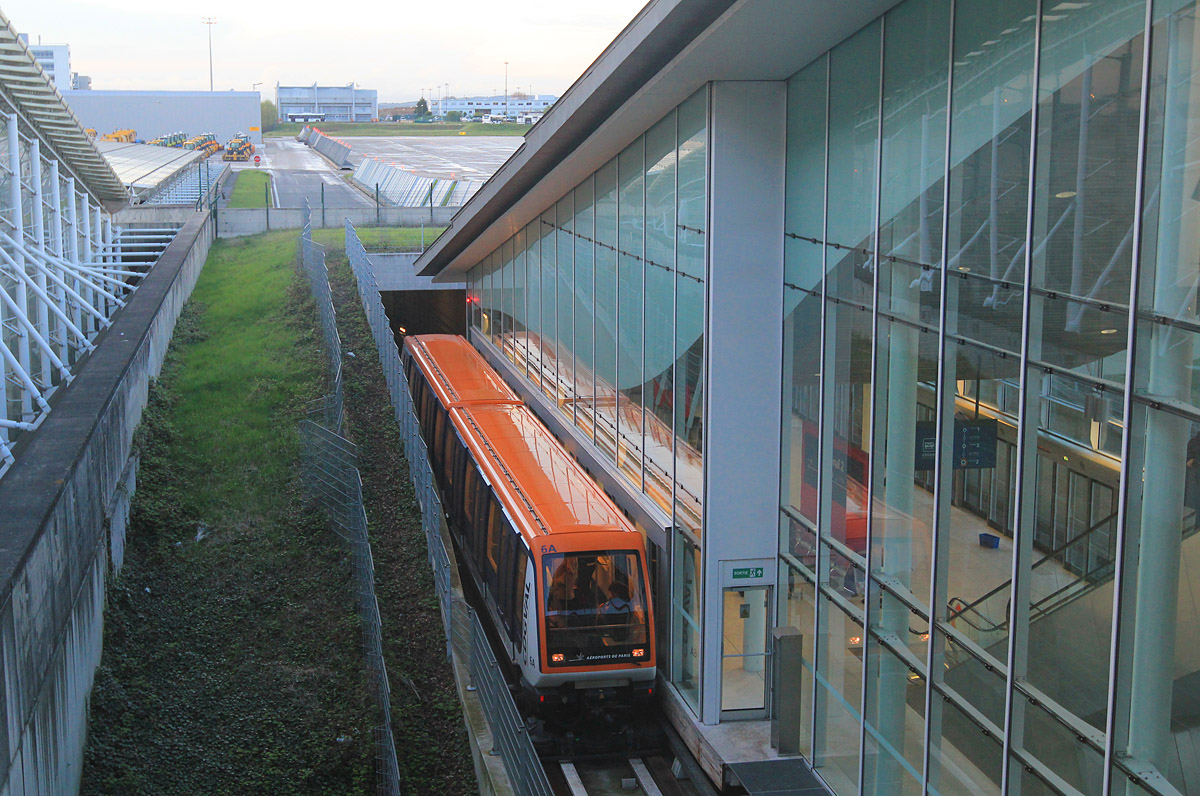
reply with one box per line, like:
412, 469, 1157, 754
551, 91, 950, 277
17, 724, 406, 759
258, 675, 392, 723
720, 584, 772, 719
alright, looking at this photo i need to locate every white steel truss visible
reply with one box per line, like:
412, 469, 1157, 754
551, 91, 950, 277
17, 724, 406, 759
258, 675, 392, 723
0, 110, 176, 478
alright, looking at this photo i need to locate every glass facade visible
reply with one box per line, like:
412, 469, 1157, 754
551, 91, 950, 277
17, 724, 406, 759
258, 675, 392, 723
468, 88, 709, 711
779, 0, 1200, 795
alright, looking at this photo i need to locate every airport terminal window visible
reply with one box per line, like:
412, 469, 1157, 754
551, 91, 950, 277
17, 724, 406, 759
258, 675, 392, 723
470, 89, 708, 710
774, 0, 1170, 793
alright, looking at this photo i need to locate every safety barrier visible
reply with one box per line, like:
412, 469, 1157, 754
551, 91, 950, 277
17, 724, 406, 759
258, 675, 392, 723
352, 157, 482, 207
298, 203, 401, 795
302, 127, 353, 168
344, 220, 553, 796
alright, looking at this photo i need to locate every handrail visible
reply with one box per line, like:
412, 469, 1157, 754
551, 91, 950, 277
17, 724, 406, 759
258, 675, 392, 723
948, 509, 1119, 626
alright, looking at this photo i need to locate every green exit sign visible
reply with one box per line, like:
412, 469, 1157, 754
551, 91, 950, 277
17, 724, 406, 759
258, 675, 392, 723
732, 567, 765, 580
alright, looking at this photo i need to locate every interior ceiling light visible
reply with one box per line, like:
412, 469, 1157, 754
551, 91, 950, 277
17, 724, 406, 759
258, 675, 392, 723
1056, 191, 1077, 199
1100, 328, 1119, 335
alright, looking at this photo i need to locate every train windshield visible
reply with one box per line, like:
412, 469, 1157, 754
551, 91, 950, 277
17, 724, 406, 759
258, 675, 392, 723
542, 550, 649, 668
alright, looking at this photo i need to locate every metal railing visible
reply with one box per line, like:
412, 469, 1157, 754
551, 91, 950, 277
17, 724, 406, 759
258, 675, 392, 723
344, 219, 553, 796
298, 204, 400, 795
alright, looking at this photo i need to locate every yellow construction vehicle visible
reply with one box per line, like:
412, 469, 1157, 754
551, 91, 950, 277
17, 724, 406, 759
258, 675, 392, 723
222, 134, 254, 161
101, 129, 136, 143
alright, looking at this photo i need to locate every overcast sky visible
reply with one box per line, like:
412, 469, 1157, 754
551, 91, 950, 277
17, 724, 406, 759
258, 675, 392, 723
3, 0, 648, 102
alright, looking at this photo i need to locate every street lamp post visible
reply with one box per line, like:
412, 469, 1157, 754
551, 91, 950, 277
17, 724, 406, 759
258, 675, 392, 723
202, 17, 216, 91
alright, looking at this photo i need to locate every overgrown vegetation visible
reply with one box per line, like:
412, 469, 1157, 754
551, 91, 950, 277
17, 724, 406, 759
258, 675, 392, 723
228, 170, 273, 208
320, 236, 478, 795
311, 225, 447, 253
266, 121, 530, 137
80, 231, 375, 796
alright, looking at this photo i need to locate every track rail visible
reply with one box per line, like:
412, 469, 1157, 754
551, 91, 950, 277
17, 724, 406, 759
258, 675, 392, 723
553, 755, 689, 796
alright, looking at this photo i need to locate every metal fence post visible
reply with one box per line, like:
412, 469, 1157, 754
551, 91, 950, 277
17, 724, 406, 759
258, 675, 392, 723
375, 183, 381, 226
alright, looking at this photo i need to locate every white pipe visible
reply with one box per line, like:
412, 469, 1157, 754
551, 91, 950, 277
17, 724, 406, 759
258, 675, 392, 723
0, 242, 107, 332
0, 274, 71, 381
8, 113, 31, 419
66, 177, 80, 335
4, 233, 126, 305
30, 139, 50, 387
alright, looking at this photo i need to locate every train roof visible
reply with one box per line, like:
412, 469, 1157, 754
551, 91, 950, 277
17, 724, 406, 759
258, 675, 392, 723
454, 403, 635, 541
404, 335, 519, 406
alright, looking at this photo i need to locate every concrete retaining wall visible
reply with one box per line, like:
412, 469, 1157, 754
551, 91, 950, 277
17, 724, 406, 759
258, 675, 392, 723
217, 206, 458, 237
0, 212, 214, 796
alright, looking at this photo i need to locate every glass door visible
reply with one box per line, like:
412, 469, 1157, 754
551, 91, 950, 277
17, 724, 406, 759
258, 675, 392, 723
721, 586, 771, 716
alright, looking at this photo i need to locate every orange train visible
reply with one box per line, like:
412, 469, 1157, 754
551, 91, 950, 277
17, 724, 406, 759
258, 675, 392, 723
402, 335, 656, 712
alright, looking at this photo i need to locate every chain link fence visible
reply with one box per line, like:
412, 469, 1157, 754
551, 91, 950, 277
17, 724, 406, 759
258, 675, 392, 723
344, 219, 553, 796
298, 203, 401, 796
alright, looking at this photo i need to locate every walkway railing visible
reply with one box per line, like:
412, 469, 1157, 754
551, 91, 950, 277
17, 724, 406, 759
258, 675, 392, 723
345, 219, 553, 796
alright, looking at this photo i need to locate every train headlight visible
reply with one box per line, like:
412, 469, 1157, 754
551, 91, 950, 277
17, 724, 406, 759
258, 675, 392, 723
632, 648, 645, 658
551, 653, 565, 663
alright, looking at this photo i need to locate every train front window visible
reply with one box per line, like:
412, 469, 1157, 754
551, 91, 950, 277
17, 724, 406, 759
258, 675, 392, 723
542, 550, 648, 668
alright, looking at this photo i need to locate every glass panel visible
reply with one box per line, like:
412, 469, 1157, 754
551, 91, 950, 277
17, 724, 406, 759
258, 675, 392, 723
513, 229, 527, 371
1112, 5, 1200, 791
595, 159, 619, 464
574, 177, 596, 441
526, 220, 542, 389
645, 112, 677, 518
863, 5, 949, 789
617, 138, 646, 491
557, 194, 575, 412
821, 23, 879, 619
721, 587, 769, 712
782, 55, 828, 541
672, 533, 701, 710
540, 209, 558, 401
933, 2, 1039, 791
926, 684, 1004, 796
813, 592, 864, 796
676, 88, 706, 542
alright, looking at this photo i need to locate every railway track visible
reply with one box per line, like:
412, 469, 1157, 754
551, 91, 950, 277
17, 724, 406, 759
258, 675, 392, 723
551, 755, 693, 796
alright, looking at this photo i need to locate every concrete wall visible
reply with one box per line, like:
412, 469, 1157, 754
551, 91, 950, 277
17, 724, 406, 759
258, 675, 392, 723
217, 206, 458, 237
0, 213, 213, 795
60, 90, 262, 145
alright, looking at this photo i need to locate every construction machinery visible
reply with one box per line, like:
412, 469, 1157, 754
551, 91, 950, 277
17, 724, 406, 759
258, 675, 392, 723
222, 133, 255, 162
100, 129, 136, 143
147, 132, 187, 148
184, 133, 221, 157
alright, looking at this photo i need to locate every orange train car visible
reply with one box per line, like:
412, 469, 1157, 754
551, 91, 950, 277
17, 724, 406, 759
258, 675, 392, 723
402, 335, 656, 711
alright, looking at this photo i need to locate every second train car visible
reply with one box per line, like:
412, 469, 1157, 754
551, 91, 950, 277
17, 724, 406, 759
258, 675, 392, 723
401, 335, 657, 716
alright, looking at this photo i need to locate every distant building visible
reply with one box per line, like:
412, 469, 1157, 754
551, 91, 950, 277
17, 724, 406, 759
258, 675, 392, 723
275, 83, 377, 123
430, 94, 555, 120
70, 73, 90, 91
18, 36, 69, 88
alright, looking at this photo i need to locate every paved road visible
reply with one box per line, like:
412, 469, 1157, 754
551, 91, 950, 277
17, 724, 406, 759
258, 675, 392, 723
344, 136, 522, 180
219, 136, 522, 209
221, 139, 372, 209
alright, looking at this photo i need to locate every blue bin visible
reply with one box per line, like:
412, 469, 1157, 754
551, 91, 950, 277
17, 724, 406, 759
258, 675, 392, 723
978, 533, 1000, 549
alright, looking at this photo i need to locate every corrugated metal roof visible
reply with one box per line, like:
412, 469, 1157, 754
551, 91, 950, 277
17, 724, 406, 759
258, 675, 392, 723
94, 140, 201, 197
0, 11, 127, 205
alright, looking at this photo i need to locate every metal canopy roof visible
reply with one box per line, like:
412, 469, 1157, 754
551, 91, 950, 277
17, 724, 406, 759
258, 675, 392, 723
0, 10, 127, 206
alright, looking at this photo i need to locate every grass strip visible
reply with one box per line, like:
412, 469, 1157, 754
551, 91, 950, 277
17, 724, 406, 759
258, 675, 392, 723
228, 170, 273, 208
320, 237, 478, 795
80, 231, 374, 796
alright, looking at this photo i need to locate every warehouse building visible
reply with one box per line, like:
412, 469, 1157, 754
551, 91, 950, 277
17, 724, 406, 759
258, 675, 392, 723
59, 89, 261, 146
276, 83, 377, 122
429, 93, 556, 120
414, 0, 1200, 794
